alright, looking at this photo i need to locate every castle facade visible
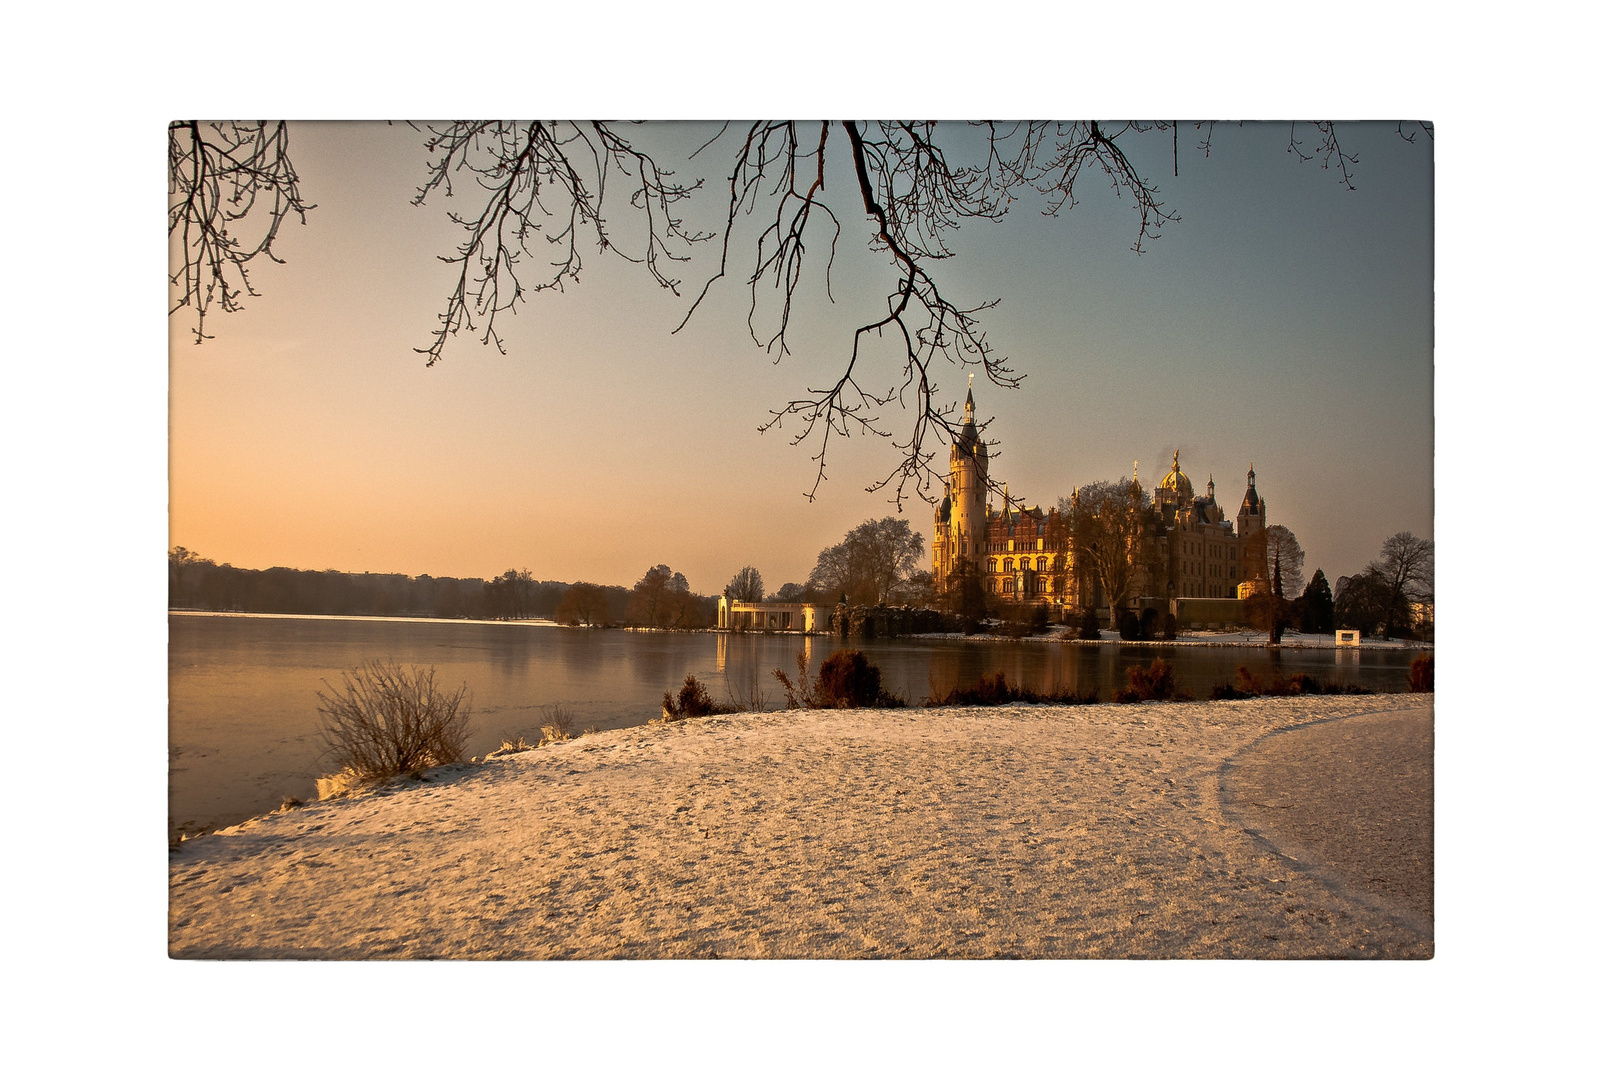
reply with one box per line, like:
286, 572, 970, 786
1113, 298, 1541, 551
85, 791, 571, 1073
931, 384, 1269, 614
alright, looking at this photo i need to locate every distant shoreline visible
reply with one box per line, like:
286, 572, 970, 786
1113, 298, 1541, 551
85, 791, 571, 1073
168, 609, 1430, 650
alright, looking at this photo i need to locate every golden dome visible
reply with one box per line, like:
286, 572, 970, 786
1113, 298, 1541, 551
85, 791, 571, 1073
1159, 449, 1195, 500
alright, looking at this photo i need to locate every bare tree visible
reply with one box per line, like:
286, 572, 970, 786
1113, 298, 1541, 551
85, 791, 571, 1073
1072, 478, 1158, 633
627, 564, 696, 627
555, 582, 606, 626
1376, 532, 1434, 606
170, 121, 1421, 504
1261, 525, 1307, 600
1371, 531, 1434, 634
806, 516, 925, 605
727, 565, 765, 603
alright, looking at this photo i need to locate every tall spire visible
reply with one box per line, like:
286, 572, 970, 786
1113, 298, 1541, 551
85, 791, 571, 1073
963, 373, 975, 425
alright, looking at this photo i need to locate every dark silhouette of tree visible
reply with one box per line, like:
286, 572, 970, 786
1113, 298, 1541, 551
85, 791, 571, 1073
1071, 477, 1157, 633
1334, 570, 1394, 637
771, 582, 806, 604
168, 546, 215, 606
1334, 532, 1433, 638
727, 565, 765, 603
806, 517, 925, 606
941, 558, 989, 623
1298, 568, 1335, 633
484, 568, 536, 619
1261, 525, 1306, 599
1375, 531, 1434, 630
555, 582, 608, 626
895, 568, 937, 607
627, 564, 696, 627
170, 120, 1425, 503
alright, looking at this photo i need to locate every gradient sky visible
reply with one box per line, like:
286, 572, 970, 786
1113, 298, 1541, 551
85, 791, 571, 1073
170, 121, 1433, 595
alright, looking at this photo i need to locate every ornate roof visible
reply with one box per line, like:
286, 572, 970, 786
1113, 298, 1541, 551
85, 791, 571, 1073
1239, 462, 1262, 515
1159, 449, 1195, 502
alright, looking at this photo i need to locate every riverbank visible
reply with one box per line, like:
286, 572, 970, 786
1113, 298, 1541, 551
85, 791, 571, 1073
170, 693, 1433, 959
905, 628, 1430, 648
170, 610, 1430, 648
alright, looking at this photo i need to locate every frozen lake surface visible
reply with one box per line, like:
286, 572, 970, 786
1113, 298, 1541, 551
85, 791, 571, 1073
169, 612, 1424, 839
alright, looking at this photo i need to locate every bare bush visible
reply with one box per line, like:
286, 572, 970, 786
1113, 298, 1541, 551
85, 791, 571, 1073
539, 704, 576, 744
484, 735, 537, 759
316, 660, 471, 780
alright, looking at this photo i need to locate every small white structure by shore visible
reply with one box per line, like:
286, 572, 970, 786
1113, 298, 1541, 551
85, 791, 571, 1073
716, 596, 831, 632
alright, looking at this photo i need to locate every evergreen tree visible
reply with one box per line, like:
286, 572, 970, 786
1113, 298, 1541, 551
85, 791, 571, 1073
1299, 568, 1335, 633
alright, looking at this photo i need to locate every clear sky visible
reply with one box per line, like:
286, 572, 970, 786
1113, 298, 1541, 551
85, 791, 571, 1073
170, 120, 1433, 594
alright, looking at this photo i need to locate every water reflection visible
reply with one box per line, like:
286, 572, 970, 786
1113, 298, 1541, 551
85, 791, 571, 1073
171, 613, 1426, 839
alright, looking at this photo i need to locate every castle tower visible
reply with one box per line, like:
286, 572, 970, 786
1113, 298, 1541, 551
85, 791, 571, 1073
1236, 462, 1265, 537
1236, 462, 1268, 589
933, 378, 990, 583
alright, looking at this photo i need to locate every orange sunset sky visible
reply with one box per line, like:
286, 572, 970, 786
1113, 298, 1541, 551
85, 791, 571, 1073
171, 121, 1434, 595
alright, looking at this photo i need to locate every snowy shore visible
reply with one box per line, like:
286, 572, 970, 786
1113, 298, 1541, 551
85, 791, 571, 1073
170, 694, 1433, 960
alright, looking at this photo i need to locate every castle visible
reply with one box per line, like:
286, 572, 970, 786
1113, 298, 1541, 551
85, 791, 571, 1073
931, 381, 1270, 618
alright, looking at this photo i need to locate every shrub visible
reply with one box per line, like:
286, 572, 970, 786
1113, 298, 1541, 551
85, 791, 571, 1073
926, 670, 1096, 707
538, 704, 576, 744
316, 660, 471, 782
1077, 607, 1101, 640
661, 675, 732, 720
1116, 609, 1142, 641
774, 649, 904, 709
1030, 604, 1050, 632
1234, 666, 1264, 696
1162, 613, 1178, 641
1114, 659, 1179, 703
1408, 653, 1434, 693
1268, 672, 1322, 697
485, 735, 537, 758
1208, 681, 1252, 700
815, 649, 900, 707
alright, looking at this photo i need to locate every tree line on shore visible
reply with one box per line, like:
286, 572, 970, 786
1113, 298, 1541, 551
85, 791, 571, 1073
171, 511, 1431, 638
168, 548, 716, 628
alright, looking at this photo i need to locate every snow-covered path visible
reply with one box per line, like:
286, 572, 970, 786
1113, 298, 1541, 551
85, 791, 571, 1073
169, 694, 1433, 959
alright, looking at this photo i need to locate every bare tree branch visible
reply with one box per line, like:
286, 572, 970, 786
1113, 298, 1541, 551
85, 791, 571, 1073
411, 121, 711, 366
169, 120, 1416, 506
167, 121, 314, 343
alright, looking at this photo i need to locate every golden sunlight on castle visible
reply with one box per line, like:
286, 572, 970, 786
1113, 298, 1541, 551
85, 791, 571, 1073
931, 382, 1270, 618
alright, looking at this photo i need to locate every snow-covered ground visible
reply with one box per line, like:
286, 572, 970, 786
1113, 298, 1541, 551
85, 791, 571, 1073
170, 694, 1433, 959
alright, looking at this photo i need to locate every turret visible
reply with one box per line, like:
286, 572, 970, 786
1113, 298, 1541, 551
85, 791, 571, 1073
934, 376, 990, 583
1237, 461, 1265, 536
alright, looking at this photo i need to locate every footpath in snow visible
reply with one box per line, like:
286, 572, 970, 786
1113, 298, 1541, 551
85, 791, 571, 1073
170, 694, 1434, 959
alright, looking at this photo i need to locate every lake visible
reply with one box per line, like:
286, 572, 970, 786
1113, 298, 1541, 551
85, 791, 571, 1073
169, 612, 1426, 839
